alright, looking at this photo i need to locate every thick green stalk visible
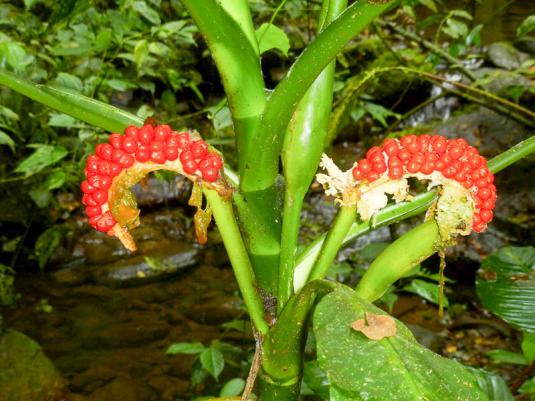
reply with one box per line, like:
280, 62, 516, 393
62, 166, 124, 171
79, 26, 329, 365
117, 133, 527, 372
181, 0, 265, 169
204, 189, 269, 335
261, 280, 337, 396
0, 69, 143, 132
241, 0, 399, 193
307, 204, 357, 282
294, 133, 535, 291
355, 219, 440, 302
278, 0, 348, 312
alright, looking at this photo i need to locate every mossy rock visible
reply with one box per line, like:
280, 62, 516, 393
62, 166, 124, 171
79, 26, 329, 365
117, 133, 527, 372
0, 329, 65, 401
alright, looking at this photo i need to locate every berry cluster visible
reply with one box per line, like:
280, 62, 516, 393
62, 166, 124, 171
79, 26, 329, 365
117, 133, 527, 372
351, 135, 496, 232
81, 124, 223, 233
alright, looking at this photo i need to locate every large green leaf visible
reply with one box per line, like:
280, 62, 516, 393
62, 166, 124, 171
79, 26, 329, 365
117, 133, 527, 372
313, 286, 490, 401
469, 368, 515, 401
0, 69, 143, 133
476, 246, 535, 333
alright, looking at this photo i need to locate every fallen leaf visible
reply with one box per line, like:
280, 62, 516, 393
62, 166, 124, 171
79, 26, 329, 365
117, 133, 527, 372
351, 312, 397, 340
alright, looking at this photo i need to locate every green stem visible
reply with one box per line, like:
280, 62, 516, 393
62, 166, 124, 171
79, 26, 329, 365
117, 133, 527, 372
241, 0, 399, 193
181, 0, 265, 172
355, 219, 440, 302
487, 133, 535, 172
204, 189, 269, 335
0, 69, 143, 132
278, 0, 348, 313
307, 204, 357, 282
277, 193, 304, 312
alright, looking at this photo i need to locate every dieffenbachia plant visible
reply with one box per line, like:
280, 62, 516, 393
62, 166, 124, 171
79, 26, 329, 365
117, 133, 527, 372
2, 0, 535, 399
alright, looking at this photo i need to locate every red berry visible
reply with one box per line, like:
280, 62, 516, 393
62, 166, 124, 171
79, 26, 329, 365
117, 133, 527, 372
182, 159, 198, 174
135, 146, 150, 162
86, 155, 100, 173
137, 125, 154, 145
176, 132, 190, 149
421, 162, 435, 175
480, 210, 493, 223
369, 151, 385, 164
366, 146, 382, 159
442, 166, 457, 178
407, 161, 420, 173
463, 178, 474, 189
359, 159, 372, 174
112, 150, 134, 168
431, 136, 447, 153
388, 166, 404, 179
199, 158, 213, 171
383, 142, 399, 157
366, 171, 380, 182
81, 180, 96, 194
109, 162, 121, 177
92, 190, 108, 205
398, 148, 411, 162
417, 134, 431, 151
82, 194, 98, 206
400, 135, 417, 147
150, 141, 165, 153
482, 198, 495, 210
109, 133, 123, 149
411, 152, 425, 165
476, 178, 489, 188
202, 167, 219, 182
209, 154, 223, 169
96, 144, 114, 160
487, 173, 494, 184
406, 140, 420, 153
151, 151, 166, 164
478, 187, 492, 200
373, 161, 387, 174
88, 175, 111, 190
191, 141, 208, 159
164, 146, 179, 161
125, 126, 139, 137
154, 125, 171, 142
455, 171, 467, 182
95, 211, 116, 232
180, 150, 195, 164
352, 167, 363, 180
448, 146, 464, 160
388, 157, 402, 169
122, 137, 138, 154
86, 206, 102, 217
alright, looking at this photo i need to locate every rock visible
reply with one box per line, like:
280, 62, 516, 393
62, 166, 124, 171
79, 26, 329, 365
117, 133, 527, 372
131, 176, 191, 206
471, 68, 533, 98
487, 42, 531, 70
52, 266, 91, 286
147, 376, 189, 401
88, 377, 153, 401
93, 240, 200, 287
93, 314, 169, 347
514, 36, 535, 57
0, 329, 66, 401
434, 106, 531, 157
182, 295, 244, 325
71, 366, 117, 394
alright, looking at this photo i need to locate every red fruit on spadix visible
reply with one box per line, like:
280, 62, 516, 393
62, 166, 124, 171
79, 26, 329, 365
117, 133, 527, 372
349, 134, 496, 233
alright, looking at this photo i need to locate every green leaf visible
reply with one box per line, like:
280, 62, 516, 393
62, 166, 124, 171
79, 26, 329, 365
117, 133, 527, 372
443, 19, 469, 39
132, 1, 161, 25
106, 79, 137, 92
517, 15, 535, 37
450, 9, 473, 20
519, 377, 535, 396
15, 145, 68, 177
466, 24, 483, 46
219, 378, 245, 397
0, 42, 34, 72
0, 69, 144, 133
48, 113, 78, 127
43, 170, 66, 191
313, 285, 490, 401
363, 102, 400, 127
53, 73, 84, 93
0, 130, 15, 153
255, 23, 290, 56
29, 187, 52, 208
403, 279, 450, 307
166, 342, 205, 355
134, 40, 149, 68
522, 333, 535, 363
469, 368, 515, 401
486, 350, 527, 365
199, 346, 225, 381
476, 246, 535, 333
35, 227, 62, 269
418, 0, 437, 12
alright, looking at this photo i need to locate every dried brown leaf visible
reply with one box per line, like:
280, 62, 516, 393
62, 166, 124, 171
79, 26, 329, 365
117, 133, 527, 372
351, 312, 397, 340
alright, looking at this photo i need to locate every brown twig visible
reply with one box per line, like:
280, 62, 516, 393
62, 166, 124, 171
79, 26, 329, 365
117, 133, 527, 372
511, 360, 535, 394
241, 328, 263, 401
